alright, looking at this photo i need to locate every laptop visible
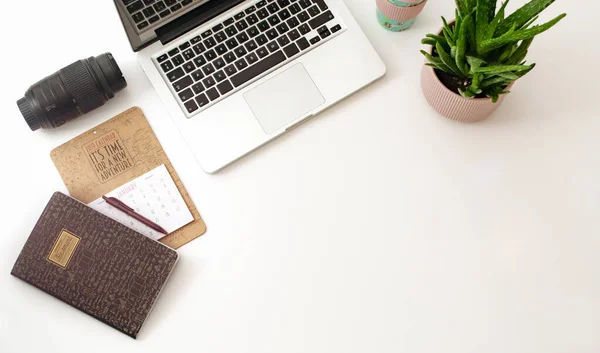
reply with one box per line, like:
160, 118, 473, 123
115, 0, 386, 173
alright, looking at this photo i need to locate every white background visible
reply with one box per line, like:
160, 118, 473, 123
1, 1, 599, 352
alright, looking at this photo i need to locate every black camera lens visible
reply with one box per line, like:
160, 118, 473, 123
17, 53, 127, 131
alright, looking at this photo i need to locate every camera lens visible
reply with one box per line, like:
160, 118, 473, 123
17, 53, 127, 131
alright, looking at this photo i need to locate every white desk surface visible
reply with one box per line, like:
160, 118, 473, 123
1, 1, 599, 352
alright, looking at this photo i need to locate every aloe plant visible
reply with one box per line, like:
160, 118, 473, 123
421, 0, 566, 102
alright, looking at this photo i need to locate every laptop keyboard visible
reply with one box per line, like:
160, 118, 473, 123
153, 0, 343, 117
122, 0, 201, 33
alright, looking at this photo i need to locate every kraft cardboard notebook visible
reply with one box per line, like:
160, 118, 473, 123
50, 107, 206, 248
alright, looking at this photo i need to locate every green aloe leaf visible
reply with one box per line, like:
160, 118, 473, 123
479, 14, 566, 54
473, 64, 533, 74
521, 15, 539, 29
466, 56, 486, 73
487, 0, 498, 21
476, 0, 492, 47
422, 51, 454, 75
506, 38, 533, 65
484, 0, 508, 39
497, 0, 557, 35
456, 12, 472, 75
436, 42, 465, 77
421, 38, 437, 46
481, 76, 509, 88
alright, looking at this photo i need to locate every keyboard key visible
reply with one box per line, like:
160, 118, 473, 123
191, 36, 202, 44
310, 36, 320, 44
202, 63, 215, 75
309, 10, 334, 29
276, 23, 290, 34
194, 55, 207, 67
206, 88, 220, 101
298, 23, 310, 34
214, 57, 226, 69
183, 62, 195, 73
331, 24, 341, 33
290, 3, 301, 14
167, 67, 185, 82
204, 37, 217, 48
235, 46, 248, 58
258, 21, 270, 32
307, 5, 320, 17
297, 11, 310, 22
231, 51, 286, 87
224, 64, 237, 76
236, 19, 249, 31
297, 37, 310, 50
224, 17, 235, 26
132, 12, 145, 23
256, 46, 269, 58
168, 48, 180, 56
226, 38, 238, 49
267, 41, 280, 52
160, 60, 174, 72
172, 54, 185, 66
157, 54, 169, 62
192, 82, 205, 94
178, 87, 194, 101
288, 29, 300, 41
225, 25, 237, 37
205, 49, 217, 61
171, 3, 182, 11
319, 28, 331, 39
173, 75, 193, 91
314, 0, 328, 11
214, 70, 227, 82
268, 15, 280, 26
247, 14, 259, 25
234, 11, 245, 20
277, 0, 291, 7
245, 40, 258, 51
277, 35, 290, 46
127, 1, 144, 13
159, 9, 171, 17
267, 3, 279, 14
283, 42, 300, 57
193, 43, 206, 54
299, 0, 311, 9
149, 15, 160, 23
256, 0, 267, 8
202, 30, 213, 38
154, 1, 166, 12
196, 94, 209, 107
212, 23, 224, 32
257, 8, 270, 19
165, 0, 176, 5
215, 31, 227, 42
182, 49, 195, 60
256, 34, 268, 45
184, 99, 199, 113
246, 52, 259, 64
182, 0, 193, 6
216, 44, 228, 55
245, 6, 257, 14
248, 26, 260, 37
266, 28, 278, 40
224, 52, 237, 63
236, 32, 249, 43
235, 58, 248, 70
203, 76, 216, 88
192, 69, 204, 81
279, 9, 291, 20
287, 16, 300, 28
138, 21, 149, 30
217, 80, 234, 95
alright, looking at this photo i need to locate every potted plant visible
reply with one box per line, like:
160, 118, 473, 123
420, 0, 566, 122
376, 0, 428, 32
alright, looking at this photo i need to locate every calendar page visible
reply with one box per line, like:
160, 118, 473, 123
88, 164, 194, 241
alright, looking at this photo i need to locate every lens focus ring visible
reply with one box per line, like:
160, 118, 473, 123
61, 61, 105, 113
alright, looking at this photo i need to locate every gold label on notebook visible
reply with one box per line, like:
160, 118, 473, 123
48, 229, 81, 268
83, 130, 134, 183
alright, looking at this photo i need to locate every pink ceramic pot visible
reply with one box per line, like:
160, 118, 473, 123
420, 28, 512, 123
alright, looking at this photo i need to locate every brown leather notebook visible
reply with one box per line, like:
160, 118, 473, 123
11, 192, 179, 339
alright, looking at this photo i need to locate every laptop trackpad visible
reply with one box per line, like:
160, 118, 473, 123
244, 64, 325, 134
